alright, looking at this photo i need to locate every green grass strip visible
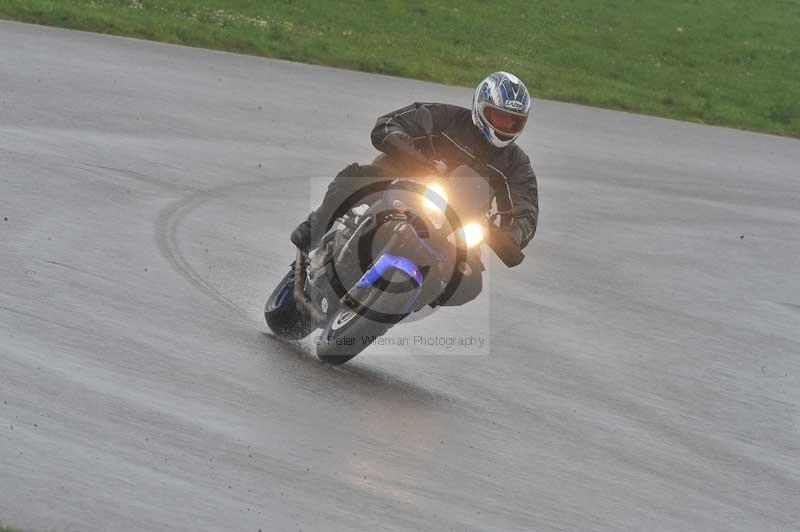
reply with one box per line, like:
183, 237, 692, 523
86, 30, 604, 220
0, 0, 798, 137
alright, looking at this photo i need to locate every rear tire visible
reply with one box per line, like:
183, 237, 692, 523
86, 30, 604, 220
264, 269, 316, 340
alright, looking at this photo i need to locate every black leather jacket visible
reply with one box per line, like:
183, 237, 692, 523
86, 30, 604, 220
370, 102, 538, 248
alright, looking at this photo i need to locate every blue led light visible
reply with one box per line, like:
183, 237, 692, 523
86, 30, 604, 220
356, 253, 424, 288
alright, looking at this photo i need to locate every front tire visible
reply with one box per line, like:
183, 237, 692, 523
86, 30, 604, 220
316, 288, 410, 365
264, 269, 316, 340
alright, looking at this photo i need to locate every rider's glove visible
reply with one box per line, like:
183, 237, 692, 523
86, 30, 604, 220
382, 131, 438, 175
501, 216, 535, 250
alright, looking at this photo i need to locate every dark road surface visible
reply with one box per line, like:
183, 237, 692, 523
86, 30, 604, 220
1, 21, 799, 532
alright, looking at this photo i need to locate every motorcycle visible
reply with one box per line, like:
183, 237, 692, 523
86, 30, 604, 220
265, 108, 524, 365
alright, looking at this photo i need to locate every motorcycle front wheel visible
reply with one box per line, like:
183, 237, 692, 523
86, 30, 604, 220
316, 286, 411, 365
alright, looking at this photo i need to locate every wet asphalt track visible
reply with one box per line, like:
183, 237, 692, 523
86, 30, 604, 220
1, 21, 800, 532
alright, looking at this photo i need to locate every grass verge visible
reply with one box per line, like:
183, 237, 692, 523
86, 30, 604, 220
0, 0, 798, 137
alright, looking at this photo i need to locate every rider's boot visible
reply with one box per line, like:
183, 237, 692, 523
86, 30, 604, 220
290, 211, 320, 254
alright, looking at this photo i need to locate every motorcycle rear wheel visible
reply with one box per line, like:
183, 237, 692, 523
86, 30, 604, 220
264, 269, 317, 340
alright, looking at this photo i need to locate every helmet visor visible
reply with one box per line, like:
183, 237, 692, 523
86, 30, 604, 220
480, 104, 527, 136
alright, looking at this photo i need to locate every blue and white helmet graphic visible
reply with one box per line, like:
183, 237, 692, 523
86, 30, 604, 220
472, 71, 531, 148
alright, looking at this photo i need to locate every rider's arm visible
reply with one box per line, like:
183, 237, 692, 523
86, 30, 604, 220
370, 103, 456, 171
503, 150, 539, 250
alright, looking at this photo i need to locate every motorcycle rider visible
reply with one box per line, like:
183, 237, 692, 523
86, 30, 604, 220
291, 71, 539, 261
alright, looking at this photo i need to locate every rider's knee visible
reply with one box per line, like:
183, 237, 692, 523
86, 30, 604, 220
336, 160, 396, 179
336, 162, 362, 178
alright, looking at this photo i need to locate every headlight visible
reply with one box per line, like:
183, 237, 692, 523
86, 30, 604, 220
422, 183, 448, 228
449, 222, 485, 248
461, 222, 485, 248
